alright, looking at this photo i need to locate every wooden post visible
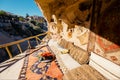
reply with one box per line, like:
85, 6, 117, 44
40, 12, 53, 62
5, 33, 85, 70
17, 44, 22, 53
36, 36, 41, 42
36, 37, 39, 45
27, 40, 31, 49
5, 46, 12, 58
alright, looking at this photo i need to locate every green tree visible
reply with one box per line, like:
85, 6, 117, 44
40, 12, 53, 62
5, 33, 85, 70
26, 13, 29, 18
0, 10, 7, 15
19, 17, 24, 21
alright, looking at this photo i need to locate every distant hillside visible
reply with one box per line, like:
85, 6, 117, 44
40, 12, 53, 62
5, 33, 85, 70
0, 10, 48, 45
0, 31, 14, 44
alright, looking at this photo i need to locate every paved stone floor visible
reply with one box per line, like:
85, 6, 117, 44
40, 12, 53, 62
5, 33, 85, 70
0, 52, 27, 80
0, 58, 24, 80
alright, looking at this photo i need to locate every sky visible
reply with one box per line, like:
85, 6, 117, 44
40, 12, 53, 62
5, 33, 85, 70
0, 0, 43, 17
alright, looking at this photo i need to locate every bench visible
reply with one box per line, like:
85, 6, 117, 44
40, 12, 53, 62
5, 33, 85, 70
89, 52, 120, 80
63, 52, 120, 80
48, 39, 89, 73
48, 39, 120, 80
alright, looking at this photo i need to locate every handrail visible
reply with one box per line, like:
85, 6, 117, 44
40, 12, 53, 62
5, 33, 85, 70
0, 31, 49, 59
0, 32, 48, 48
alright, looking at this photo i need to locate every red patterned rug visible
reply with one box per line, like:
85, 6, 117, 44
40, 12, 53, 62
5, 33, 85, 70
19, 46, 63, 80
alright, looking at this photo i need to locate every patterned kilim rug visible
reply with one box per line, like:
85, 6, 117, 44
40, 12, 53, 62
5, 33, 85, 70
19, 46, 63, 80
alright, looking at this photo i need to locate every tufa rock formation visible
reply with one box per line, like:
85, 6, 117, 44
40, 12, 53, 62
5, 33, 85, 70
35, 0, 120, 65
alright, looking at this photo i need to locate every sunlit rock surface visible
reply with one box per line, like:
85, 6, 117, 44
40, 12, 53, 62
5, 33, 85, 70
35, 0, 120, 65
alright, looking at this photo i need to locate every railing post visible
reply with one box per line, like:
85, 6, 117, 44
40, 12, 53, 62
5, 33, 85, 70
27, 40, 31, 49
5, 46, 12, 58
35, 37, 39, 45
36, 36, 41, 41
17, 44, 22, 53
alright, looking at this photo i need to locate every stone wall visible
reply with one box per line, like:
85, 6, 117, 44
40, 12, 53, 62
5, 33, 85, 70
88, 0, 120, 65
35, 0, 120, 65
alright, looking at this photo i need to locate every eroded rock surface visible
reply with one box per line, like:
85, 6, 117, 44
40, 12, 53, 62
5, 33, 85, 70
35, 0, 120, 65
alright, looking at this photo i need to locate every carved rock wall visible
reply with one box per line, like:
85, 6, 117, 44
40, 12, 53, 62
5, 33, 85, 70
35, 0, 120, 65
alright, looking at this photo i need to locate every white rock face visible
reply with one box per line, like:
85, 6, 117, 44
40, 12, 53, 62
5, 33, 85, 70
49, 16, 89, 50
60, 21, 89, 50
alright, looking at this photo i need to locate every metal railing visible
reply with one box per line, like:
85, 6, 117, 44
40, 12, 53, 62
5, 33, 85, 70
0, 32, 49, 59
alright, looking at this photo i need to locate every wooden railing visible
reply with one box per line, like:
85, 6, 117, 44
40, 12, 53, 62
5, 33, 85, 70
0, 32, 49, 59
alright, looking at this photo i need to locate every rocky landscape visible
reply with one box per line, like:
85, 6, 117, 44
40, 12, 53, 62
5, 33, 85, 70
0, 10, 47, 44
0, 0, 120, 79
0, 10, 47, 62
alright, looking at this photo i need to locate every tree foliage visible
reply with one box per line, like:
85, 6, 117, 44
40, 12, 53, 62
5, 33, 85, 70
26, 13, 29, 18
0, 10, 7, 15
